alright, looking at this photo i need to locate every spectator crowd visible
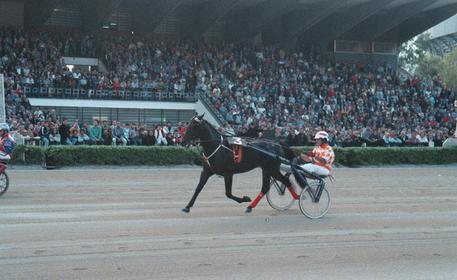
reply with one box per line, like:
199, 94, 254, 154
1, 27, 456, 147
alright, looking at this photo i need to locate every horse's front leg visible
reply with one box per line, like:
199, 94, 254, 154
245, 168, 271, 213
224, 174, 251, 204
182, 167, 214, 213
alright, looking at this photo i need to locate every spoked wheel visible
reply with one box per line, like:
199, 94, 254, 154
0, 172, 9, 197
298, 180, 330, 219
266, 176, 295, 211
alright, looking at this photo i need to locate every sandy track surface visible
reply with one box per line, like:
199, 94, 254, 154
1, 167, 456, 279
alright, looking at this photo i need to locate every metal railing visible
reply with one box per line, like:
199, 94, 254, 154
197, 91, 226, 126
24, 87, 196, 103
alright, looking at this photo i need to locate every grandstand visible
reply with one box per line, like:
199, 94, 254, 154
1, 0, 456, 147
2, 0, 457, 60
428, 14, 457, 55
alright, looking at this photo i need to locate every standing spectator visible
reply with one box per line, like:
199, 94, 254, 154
40, 121, 50, 147
59, 118, 71, 145
296, 127, 309, 146
154, 125, 168, 145
287, 129, 298, 146
178, 122, 187, 137
247, 123, 261, 138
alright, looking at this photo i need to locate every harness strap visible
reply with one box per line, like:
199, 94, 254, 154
202, 144, 221, 168
202, 136, 231, 168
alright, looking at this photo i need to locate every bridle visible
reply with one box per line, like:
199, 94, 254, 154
185, 122, 232, 168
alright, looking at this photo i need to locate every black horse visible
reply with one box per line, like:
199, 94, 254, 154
181, 114, 298, 213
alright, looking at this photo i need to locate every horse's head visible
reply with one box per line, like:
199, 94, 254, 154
181, 113, 207, 147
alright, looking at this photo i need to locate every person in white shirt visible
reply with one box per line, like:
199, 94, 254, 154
154, 125, 168, 145
416, 131, 428, 145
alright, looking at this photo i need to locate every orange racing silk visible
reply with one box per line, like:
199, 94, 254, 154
312, 143, 335, 171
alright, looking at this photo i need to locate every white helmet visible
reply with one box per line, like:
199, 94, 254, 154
314, 131, 329, 141
0, 123, 9, 132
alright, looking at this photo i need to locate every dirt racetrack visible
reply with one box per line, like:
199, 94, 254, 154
1, 166, 457, 280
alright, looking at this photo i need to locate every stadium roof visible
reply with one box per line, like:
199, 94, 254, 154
19, 0, 457, 44
428, 14, 457, 55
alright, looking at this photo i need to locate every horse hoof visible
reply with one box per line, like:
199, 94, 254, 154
182, 207, 190, 213
242, 196, 252, 203
245, 206, 252, 213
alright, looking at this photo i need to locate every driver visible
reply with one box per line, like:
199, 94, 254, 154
299, 131, 334, 177
0, 123, 16, 172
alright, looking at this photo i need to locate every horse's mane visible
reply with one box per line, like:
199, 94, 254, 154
201, 120, 222, 138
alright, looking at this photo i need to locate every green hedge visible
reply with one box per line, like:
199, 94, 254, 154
11, 145, 44, 165
44, 145, 200, 166
9, 145, 457, 167
291, 147, 457, 166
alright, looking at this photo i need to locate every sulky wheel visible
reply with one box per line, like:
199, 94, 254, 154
298, 180, 331, 219
266, 176, 295, 211
0, 172, 9, 197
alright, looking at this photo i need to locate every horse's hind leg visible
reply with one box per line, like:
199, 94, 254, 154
224, 174, 251, 204
245, 168, 271, 213
271, 167, 299, 200
182, 167, 213, 213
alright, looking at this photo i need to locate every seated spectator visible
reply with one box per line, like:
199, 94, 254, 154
123, 123, 130, 145
406, 131, 421, 146
383, 130, 403, 146
49, 127, 61, 145
112, 123, 127, 146
102, 128, 112, 145
238, 126, 249, 137
79, 128, 90, 144
89, 120, 102, 144
128, 124, 140, 145
142, 130, 156, 146
173, 131, 183, 145
68, 128, 79, 145
69, 118, 79, 129
166, 133, 176, 145
416, 131, 429, 146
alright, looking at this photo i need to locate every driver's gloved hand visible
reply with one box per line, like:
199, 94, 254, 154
294, 156, 306, 165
